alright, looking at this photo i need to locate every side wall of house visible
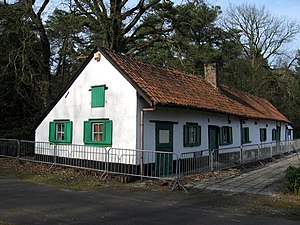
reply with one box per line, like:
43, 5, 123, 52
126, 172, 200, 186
139, 104, 291, 158
35, 53, 138, 150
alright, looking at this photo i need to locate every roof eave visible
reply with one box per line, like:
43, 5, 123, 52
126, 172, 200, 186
154, 102, 291, 124
32, 47, 98, 131
99, 48, 153, 107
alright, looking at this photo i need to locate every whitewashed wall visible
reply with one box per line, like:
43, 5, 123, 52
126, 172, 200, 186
142, 106, 240, 156
139, 103, 291, 158
35, 52, 138, 151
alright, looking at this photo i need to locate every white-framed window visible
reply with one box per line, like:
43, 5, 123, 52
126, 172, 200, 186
55, 123, 65, 140
92, 123, 104, 142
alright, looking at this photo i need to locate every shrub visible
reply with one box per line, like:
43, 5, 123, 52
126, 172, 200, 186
285, 166, 300, 196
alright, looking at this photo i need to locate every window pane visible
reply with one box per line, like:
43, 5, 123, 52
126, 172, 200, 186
55, 123, 65, 140
188, 126, 196, 144
92, 123, 104, 142
159, 130, 169, 144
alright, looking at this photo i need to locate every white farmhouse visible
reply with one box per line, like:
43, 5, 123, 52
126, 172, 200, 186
34, 48, 292, 173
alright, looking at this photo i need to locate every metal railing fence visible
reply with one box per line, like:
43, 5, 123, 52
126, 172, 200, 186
0, 139, 178, 180
0, 138, 299, 185
178, 140, 300, 177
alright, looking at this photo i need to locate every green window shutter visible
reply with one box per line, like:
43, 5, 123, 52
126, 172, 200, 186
272, 129, 276, 140
219, 127, 224, 146
84, 121, 92, 144
242, 128, 246, 144
103, 120, 113, 145
246, 128, 250, 142
228, 127, 233, 144
91, 86, 105, 107
183, 125, 189, 147
49, 122, 55, 142
64, 121, 73, 143
195, 126, 201, 146
264, 129, 267, 141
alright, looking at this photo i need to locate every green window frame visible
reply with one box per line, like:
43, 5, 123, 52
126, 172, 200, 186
260, 128, 267, 142
272, 128, 276, 141
220, 126, 233, 145
183, 124, 201, 147
242, 127, 250, 144
49, 120, 73, 144
91, 85, 106, 108
84, 119, 112, 146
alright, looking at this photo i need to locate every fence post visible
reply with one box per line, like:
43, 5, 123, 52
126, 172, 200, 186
209, 150, 214, 172
105, 148, 109, 177
53, 143, 57, 166
270, 143, 273, 158
240, 146, 243, 165
16, 139, 20, 160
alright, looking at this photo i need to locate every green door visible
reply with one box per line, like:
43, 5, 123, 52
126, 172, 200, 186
155, 123, 173, 176
208, 126, 219, 150
208, 126, 219, 171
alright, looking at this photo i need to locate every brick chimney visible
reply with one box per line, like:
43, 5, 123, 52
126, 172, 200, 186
204, 63, 219, 89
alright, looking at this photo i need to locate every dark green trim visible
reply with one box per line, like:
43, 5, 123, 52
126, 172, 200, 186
183, 124, 201, 147
242, 127, 251, 144
150, 120, 178, 124
272, 128, 277, 141
260, 128, 267, 142
219, 126, 233, 146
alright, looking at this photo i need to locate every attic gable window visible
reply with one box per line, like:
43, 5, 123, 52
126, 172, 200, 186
91, 85, 107, 108
184, 123, 201, 147
220, 126, 233, 145
84, 119, 112, 146
49, 120, 73, 144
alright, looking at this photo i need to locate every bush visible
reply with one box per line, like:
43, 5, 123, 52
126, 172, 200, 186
285, 166, 300, 196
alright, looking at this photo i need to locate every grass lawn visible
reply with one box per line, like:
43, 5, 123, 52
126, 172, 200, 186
0, 157, 115, 190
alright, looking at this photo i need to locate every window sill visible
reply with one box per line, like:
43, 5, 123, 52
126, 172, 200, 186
84, 142, 112, 147
219, 143, 233, 146
184, 144, 201, 148
50, 140, 72, 144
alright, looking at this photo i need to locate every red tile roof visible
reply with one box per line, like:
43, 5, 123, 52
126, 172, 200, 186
101, 48, 289, 123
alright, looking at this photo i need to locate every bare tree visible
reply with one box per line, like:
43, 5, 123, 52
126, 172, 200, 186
222, 4, 300, 71
72, 0, 167, 53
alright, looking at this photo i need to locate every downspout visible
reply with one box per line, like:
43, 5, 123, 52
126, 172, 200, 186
240, 118, 243, 165
140, 106, 156, 180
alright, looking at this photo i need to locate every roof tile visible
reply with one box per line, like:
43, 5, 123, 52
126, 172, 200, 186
101, 49, 289, 123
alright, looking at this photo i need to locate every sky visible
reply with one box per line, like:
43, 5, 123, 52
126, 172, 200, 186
212, 0, 300, 51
